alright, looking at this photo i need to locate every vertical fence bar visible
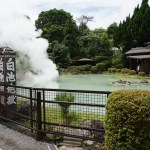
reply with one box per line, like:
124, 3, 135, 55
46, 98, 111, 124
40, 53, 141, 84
30, 88, 33, 132
42, 89, 46, 131
35, 91, 45, 141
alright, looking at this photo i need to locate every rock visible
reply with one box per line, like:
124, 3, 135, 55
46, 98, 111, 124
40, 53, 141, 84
91, 119, 104, 140
111, 79, 149, 85
140, 79, 149, 83
17, 101, 36, 117
84, 140, 94, 145
59, 146, 67, 150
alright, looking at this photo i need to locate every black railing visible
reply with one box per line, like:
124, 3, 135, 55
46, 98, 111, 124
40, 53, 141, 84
0, 83, 111, 142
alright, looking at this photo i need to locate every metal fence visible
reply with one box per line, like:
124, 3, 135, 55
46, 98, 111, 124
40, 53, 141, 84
0, 83, 111, 142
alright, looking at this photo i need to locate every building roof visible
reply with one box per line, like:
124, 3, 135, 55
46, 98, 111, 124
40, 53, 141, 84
77, 58, 94, 61
127, 55, 150, 59
125, 46, 150, 55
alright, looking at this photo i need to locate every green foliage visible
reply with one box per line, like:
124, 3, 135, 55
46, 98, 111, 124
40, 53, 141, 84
55, 93, 75, 124
105, 89, 150, 150
35, 9, 73, 43
53, 134, 64, 145
90, 66, 98, 73
111, 68, 116, 73
138, 71, 146, 76
50, 43, 71, 68
78, 65, 92, 71
96, 63, 106, 72
116, 69, 121, 73
113, 64, 123, 69
121, 68, 129, 74
94, 56, 108, 63
108, 68, 112, 73
63, 19, 78, 58
128, 70, 136, 75
68, 65, 92, 72
107, 22, 118, 40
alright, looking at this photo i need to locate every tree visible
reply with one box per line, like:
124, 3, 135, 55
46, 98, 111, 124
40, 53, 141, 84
107, 22, 118, 39
113, 0, 150, 67
76, 15, 94, 35
63, 19, 78, 58
35, 9, 73, 43
48, 42, 71, 68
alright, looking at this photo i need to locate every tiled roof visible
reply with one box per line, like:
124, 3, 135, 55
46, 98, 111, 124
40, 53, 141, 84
77, 58, 94, 61
127, 55, 150, 59
125, 46, 150, 54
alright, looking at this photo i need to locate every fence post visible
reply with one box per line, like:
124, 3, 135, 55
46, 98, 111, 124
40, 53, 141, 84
35, 91, 45, 141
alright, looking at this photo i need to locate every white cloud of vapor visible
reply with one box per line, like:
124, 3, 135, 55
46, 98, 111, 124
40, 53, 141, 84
0, 1, 58, 88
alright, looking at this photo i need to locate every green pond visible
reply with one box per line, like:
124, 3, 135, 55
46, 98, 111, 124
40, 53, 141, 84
57, 74, 150, 92
18, 74, 150, 92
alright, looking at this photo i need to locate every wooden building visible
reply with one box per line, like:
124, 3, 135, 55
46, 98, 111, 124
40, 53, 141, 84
125, 45, 150, 74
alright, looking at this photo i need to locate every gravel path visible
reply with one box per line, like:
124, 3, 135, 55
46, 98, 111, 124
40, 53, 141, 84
0, 122, 85, 150
0, 123, 49, 150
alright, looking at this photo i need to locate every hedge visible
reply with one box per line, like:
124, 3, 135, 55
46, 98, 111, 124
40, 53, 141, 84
105, 90, 150, 150
96, 63, 105, 72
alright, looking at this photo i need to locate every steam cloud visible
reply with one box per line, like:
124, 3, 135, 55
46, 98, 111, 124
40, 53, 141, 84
0, 1, 58, 88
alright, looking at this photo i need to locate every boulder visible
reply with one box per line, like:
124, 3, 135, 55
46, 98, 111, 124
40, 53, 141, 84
140, 79, 149, 84
91, 119, 104, 140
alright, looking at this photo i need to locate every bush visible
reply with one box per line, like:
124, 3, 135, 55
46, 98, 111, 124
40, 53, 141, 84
94, 56, 108, 63
78, 65, 92, 71
55, 93, 75, 124
116, 69, 121, 73
105, 90, 150, 150
111, 68, 116, 73
128, 70, 136, 75
114, 64, 123, 69
138, 71, 146, 76
108, 68, 111, 73
96, 63, 106, 72
91, 66, 98, 73
121, 68, 129, 74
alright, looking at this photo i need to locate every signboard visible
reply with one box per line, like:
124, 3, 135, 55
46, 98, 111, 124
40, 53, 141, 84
0, 47, 16, 118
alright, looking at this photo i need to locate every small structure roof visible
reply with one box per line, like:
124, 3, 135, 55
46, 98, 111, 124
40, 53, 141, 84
127, 55, 150, 60
125, 46, 150, 55
77, 58, 94, 61
0, 46, 15, 54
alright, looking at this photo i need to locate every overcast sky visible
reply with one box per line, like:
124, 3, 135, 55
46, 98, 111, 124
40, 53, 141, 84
1, 0, 149, 29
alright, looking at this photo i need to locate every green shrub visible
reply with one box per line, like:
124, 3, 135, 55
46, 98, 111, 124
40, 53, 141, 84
121, 68, 129, 74
114, 64, 123, 69
94, 56, 108, 63
78, 65, 92, 71
105, 90, 150, 150
138, 71, 146, 76
91, 66, 98, 73
96, 63, 106, 72
108, 68, 111, 73
128, 70, 136, 75
111, 68, 116, 73
55, 93, 75, 124
116, 69, 121, 73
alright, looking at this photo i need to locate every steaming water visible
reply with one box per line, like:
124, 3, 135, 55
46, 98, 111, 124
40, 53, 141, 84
57, 74, 150, 91
18, 74, 150, 91
18, 74, 150, 113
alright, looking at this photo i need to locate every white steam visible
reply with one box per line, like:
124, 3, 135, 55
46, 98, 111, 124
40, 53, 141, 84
0, 2, 58, 88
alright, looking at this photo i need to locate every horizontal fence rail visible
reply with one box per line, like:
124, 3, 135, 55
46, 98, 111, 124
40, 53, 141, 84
0, 83, 111, 142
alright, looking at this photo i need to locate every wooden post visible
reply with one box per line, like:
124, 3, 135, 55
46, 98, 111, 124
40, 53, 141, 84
35, 91, 45, 141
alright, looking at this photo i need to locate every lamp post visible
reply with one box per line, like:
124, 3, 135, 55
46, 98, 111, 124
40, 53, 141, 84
0, 47, 16, 119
